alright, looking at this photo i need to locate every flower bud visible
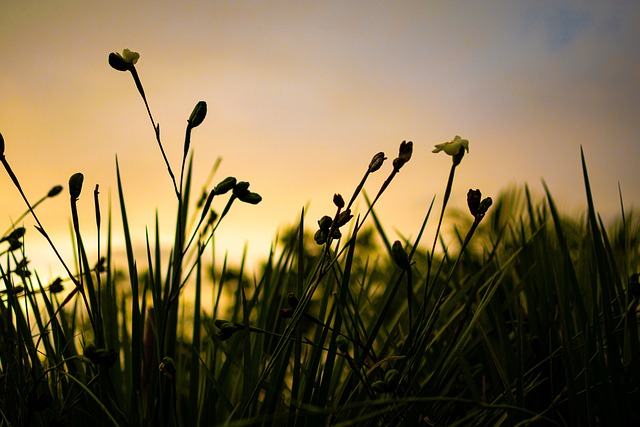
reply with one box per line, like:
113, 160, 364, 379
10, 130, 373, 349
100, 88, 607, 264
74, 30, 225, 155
69, 173, 84, 201
214, 319, 230, 329
398, 140, 413, 163
7, 238, 22, 251
368, 152, 387, 173
392, 141, 413, 172
47, 185, 63, 198
287, 293, 299, 308
3, 227, 26, 242
391, 240, 411, 271
467, 189, 481, 217
108, 49, 139, 72
232, 181, 250, 198
214, 177, 236, 195
317, 216, 333, 231
384, 369, 400, 388
238, 191, 262, 205
49, 277, 64, 293
335, 209, 353, 227
314, 229, 328, 245
159, 356, 176, 380
188, 101, 207, 129
477, 197, 493, 218
333, 193, 345, 209
220, 322, 239, 333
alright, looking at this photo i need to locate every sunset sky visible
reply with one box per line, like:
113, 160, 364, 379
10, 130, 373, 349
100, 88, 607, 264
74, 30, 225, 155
1, 1, 639, 278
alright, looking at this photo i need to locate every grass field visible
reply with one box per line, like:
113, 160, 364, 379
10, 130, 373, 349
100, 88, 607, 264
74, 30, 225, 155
0, 50, 638, 426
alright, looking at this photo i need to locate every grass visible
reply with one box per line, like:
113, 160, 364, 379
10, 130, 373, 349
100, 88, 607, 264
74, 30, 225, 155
0, 50, 638, 426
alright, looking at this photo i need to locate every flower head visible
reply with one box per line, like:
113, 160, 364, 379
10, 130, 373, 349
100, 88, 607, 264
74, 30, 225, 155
108, 48, 139, 71
119, 48, 139, 64
432, 135, 469, 156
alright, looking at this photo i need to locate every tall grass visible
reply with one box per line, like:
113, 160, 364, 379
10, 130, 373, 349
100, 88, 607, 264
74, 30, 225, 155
0, 51, 638, 426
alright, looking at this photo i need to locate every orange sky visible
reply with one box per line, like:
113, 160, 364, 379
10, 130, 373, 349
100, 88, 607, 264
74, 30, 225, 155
1, 1, 639, 278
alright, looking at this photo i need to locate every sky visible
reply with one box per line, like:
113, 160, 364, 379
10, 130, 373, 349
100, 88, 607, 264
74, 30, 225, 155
1, 0, 639, 280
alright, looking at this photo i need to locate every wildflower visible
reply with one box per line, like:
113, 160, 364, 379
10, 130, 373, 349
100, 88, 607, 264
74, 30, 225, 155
108, 48, 139, 71
432, 135, 469, 156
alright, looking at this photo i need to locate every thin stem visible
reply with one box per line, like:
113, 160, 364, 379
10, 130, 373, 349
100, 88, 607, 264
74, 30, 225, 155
129, 67, 179, 198
425, 162, 457, 305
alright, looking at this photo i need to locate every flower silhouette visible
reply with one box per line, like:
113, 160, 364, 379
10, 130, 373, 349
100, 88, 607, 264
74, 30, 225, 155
432, 135, 469, 156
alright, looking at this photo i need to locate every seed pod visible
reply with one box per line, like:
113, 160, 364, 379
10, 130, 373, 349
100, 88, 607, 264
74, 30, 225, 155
69, 173, 84, 201
188, 101, 207, 128
467, 189, 481, 217
214, 177, 237, 195
368, 152, 387, 173
391, 240, 411, 271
